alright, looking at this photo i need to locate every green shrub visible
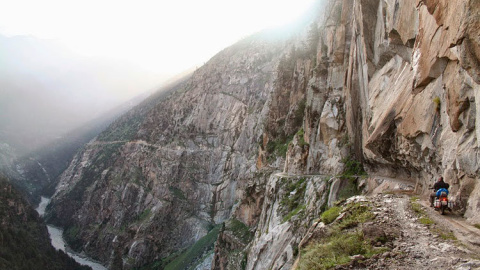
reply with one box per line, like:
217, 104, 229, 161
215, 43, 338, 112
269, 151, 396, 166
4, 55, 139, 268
169, 186, 186, 200
280, 178, 308, 223
267, 136, 293, 159
137, 209, 151, 222
433, 96, 441, 112
294, 99, 306, 127
337, 203, 374, 230
298, 231, 383, 270
341, 156, 366, 177
321, 206, 341, 224
296, 128, 308, 147
337, 177, 360, 201
164, 225, 221, 270
228, 218, 253, 243
283, 204, 306, 223
280, 178, 307, 214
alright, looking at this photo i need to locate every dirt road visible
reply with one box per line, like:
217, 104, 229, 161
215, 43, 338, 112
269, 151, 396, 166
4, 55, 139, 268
354, 194, 480, 269
419, 199, 480, 254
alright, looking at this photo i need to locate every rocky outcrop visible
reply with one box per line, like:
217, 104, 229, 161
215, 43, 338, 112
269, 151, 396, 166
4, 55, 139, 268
47, 0, 480, 269
217, 0, 480, 269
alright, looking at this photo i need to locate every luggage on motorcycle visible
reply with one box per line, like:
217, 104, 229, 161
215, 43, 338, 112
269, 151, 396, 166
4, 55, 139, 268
436, 188, 449, 197
441, 198, 448, 206
448, 201, 454, 209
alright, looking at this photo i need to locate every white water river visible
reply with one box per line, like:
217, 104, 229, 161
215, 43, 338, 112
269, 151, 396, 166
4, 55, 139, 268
36, 197, 107, 270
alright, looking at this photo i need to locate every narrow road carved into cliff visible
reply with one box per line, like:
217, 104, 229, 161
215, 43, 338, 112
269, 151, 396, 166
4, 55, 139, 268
419, 200, 480, 254
359, 195, 480, 269
371, 176, 480, 254
271, 172, 480, 259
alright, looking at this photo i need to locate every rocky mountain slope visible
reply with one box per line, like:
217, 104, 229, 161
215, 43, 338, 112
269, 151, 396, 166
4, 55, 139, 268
0, 175, 91, 270
47, 0, 480, 269
0, 83, 161, 205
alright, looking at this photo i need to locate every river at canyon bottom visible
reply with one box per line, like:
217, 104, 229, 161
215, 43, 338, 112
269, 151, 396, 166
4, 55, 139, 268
36, 196, 107, 270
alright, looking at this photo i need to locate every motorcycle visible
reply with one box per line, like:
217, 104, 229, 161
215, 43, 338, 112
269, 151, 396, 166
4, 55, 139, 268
433, 188, 453, 215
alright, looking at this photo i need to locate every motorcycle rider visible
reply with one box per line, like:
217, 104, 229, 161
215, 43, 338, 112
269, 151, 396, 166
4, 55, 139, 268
430, 176, 450, 207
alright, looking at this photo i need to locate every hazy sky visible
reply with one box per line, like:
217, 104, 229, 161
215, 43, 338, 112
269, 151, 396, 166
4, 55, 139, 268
0, 0, 315, 74
0, 0, 316, 152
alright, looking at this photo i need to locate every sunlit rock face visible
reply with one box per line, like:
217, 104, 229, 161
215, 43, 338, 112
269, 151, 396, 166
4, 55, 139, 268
48, 0, 480, 269
217, 0, 480, 269
47, 35, 289, 268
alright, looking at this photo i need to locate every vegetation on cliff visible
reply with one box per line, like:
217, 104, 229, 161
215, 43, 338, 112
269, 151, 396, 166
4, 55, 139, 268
44, 0, 480, 268
0, 175, 91, 270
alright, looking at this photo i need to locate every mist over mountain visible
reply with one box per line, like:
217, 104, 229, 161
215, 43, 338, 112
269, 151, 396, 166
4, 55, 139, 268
2, 0, 480, 269
0, 34, 170, 153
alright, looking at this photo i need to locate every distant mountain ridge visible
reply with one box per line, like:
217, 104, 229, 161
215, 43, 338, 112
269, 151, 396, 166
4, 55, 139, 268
0, 34, 168, 153
0, 75, 190, 205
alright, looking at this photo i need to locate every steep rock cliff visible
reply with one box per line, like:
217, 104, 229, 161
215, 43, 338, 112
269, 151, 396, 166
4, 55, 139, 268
47, 34, 293, 268
47, 0, 480, 269
216, 0, 480, 269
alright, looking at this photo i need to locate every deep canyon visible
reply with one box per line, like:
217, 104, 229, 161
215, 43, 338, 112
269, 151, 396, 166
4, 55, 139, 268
2, 0, 480, 269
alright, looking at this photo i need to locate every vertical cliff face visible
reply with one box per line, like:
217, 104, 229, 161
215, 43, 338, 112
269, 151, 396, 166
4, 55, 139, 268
47, 34, 293, 268
47, 0, 480, 269
217, 0, 480, 269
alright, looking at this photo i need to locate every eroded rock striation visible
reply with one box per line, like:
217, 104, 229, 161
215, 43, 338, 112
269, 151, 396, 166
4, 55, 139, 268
47, 0, 480, 269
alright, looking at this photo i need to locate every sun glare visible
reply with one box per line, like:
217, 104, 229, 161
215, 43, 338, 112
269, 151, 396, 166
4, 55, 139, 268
0, 0, 316, 74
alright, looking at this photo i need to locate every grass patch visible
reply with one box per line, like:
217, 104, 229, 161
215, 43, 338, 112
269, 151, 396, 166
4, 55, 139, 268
474, 224, 480, 230
136, 209, 151, 222
431, 228, 456, 240
337, 178, 361, 201
280, 178, 307, 222
410, 197, 436, 228
409, 197, 457, 241
298, 201, 382, 269
283, 204, 306, 223
227, 218, 254, 243
410, 197, 428, 216
298, 231, 386, 270
164, 224, 221, 270
410, 202, 423, 215
337, 203, 375, 230
169, 186, 186, 200
321, 206, 341, 224
419, 217, 434, 226
341, 156, 367, 177
296, 128, 308, 147
266, 135, 294, 160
